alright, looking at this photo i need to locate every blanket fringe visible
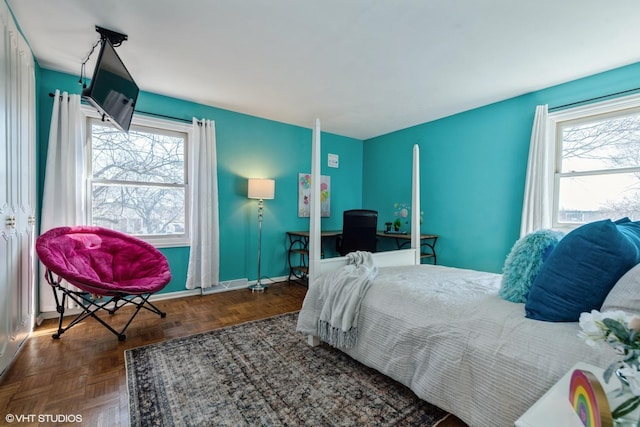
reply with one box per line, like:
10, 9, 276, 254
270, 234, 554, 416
317, 320, 357, 349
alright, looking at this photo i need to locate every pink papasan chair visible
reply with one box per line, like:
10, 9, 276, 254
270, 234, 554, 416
36, 226, 172, 341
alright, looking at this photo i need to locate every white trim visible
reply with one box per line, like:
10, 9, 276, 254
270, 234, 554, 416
548, 92, 640, 229
35, 274, 291, 322
549, 92, 640, 122
36, 288, 201, 321
202, 278, 249, 294
82, 105, 192, 133
82, 105, 192, 248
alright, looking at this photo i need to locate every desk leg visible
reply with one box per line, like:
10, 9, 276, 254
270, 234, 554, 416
394, 238, 407, 250
421, 237, 438, 264
287, 234, 309, 285
394, 237, 437, 264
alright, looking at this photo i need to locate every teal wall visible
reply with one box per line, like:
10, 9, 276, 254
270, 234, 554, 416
37, 60, 640, 290
37, 69, 363, 295
364, 61, 640, 273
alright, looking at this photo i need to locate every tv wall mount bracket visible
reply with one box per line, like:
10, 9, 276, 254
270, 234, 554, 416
78, 26, 128, 90
95, 26, 127, 47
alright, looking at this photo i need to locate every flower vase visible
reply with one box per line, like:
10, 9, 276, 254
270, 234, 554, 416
607, 371, 640, 427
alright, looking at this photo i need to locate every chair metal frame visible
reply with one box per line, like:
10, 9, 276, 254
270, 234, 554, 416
45, 269, 167, 341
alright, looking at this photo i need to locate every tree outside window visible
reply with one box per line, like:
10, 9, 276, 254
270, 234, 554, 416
88, 119, 187, 241
555, 107, 640, 226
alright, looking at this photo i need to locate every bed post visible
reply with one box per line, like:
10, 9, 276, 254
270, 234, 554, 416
307, 118, 322, 347
411, 144, 420, 265
309, 118, 322, 279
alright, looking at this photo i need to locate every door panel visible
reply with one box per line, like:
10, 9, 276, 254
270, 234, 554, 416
0, 2, 36, 377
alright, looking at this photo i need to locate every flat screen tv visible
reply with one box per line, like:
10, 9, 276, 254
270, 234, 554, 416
82, 38, 139, 132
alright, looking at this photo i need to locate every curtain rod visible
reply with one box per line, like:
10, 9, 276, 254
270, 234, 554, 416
549, 87, 640, 112
135, 109, 196, 124
48, 92, 201, 125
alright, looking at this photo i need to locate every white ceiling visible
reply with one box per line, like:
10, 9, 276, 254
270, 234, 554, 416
7, 0, 640, 140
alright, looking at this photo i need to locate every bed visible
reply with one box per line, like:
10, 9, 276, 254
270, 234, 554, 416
296, 120, 619, 427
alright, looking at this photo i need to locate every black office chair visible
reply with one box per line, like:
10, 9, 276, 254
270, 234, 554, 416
336, 209, 378, 256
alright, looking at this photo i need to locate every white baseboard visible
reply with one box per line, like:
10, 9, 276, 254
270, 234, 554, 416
37, 275, 291, 321
201, 278, 249, 294
250, 275, 288, 288
150, 289, 201, 301
201, 275, 289, 294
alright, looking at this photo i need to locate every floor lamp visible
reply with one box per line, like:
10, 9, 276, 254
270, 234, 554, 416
248, 178, 275, 292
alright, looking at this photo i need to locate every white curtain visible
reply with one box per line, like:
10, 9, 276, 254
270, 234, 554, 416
520, 104, 553, 236
186, 119, 220, 289
39, 90, 86, 312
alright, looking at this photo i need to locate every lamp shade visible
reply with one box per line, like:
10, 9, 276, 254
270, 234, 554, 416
248, 178, 275, 200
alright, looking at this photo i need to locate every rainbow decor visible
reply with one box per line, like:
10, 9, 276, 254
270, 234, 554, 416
569, 369, 612, 427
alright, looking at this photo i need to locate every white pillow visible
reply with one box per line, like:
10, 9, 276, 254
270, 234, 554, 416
601, 263, 640, 315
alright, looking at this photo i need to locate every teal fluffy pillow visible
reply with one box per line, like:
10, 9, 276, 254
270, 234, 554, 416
499, 229, 564, 303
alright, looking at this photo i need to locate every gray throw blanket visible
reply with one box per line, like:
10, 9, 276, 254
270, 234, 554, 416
317, 251, 378, 349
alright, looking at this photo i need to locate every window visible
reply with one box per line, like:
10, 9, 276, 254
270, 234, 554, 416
550, 95, 640, 228
85, 110, 190, 247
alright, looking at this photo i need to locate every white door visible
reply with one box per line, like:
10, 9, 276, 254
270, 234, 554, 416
0, 2, 36, 377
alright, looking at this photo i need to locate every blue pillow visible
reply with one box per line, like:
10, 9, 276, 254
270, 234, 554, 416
525, 219, 640, 322
499, 229, 564, 303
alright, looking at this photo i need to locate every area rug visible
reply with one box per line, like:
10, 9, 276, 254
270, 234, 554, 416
125, 311, 449, 426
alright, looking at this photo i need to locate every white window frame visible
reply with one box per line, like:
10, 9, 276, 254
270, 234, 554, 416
82, 106, 192, 248
549, 93, 640, 230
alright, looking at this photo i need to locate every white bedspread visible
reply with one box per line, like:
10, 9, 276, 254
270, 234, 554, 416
297, 264, 616, 427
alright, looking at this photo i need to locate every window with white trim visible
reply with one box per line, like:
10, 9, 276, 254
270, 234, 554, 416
551, 94, 640, 228
85, 110, 190, 247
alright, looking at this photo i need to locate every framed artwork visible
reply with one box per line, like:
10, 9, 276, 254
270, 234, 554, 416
298, 173, 330, 217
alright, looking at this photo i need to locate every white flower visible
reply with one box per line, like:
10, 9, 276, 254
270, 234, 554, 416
578, 310, 608, 345
578, 310, 631, 347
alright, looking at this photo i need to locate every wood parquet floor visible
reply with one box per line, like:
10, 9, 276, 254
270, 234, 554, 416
0, 281, 466, 427
0, 282, 307, 426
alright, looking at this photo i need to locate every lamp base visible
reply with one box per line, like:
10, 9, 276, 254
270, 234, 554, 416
248, 282, 267, 292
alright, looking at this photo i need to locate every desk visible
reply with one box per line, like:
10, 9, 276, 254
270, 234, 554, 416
377, 232, 438, 264
286, 230, 439, 284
